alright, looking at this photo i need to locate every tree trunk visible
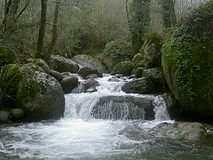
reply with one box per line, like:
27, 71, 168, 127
36, 0, 48, 59
160, 0, 177, 29
45, 0, 60, 61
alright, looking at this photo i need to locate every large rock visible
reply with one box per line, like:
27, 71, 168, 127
0, 63, 65, 122
49, 55, 79, 73
141, 32, 162, 68
91, 95, 155, 120
60, 76, 78, 94
0, 47, 15, 69
122, 78, 159, 94
143, 68, 164, 84
150, 122, 207, 142
79, 67, 102, 79
161, 1, 213, 119
111, 61, 135, 76
31, 58, 51, 74
72, 54, 107, 73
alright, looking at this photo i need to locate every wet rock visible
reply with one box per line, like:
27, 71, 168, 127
0, 111, 10, 122
49, 55, 79, 73
61, 76, 78, 94
0, 63, 65, 122
79, 67, 102, 79
122, 78, 158, 94
50, 70, 63, 82
86, 74, 99, 79
135, 67, 144, 78
143, 67, 164, 84
31, 59, 51, 74
10, 108, 24, 119
150, 122, 207, 141
111, 61, 135, 76
92, 95, 155, 120
72, 54, 107, 73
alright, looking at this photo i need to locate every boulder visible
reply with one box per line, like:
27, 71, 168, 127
10, 108, 24, 119
0, 47, 15, 69
132, 53, 144, 64
141, 32, 162, 68
91, 95, 155, 120
150, 122, 207, 142
49, 55, 79, 73
111, 61, 135, 76
143, 68, 164, 84
60, 76, 78, 94
0, 63, 65, 122
83, 79, 99, 92
135, 67, 144, 78
122, 78, 159, 94
161, 1, 213, 119
72, 54, 107, 73
50, 70, 63, 82
31, 59, 51, 74
0, 110, 10, 122
79, 67, 102, 79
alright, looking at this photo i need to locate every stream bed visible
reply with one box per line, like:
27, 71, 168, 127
0, 75, 213, 160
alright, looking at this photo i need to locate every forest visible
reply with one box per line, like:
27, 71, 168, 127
0, 0, 212, 160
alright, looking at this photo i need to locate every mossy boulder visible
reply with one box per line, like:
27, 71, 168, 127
134, 67, 144, 78
102, 40, 134, 70
112, 61, 135, 76
0, 47, 15, 69
72, 54, 107, 73
49, 55, 79, 73
161, 1, 213, 118
132, 53, 144, 64
79, 67, 102, 79
0, 63, 65, 121
141, 32, 162, 68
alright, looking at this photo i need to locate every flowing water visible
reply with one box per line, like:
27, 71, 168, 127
0, 75, 213, 160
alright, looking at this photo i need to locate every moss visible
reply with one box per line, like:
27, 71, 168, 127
16, 80, 41, 105
135, 67, 144, 78
0, 64, 22, 98
140, 32, 162, 54
0, 48, 15, 68
161, 0, 213, 117
112, 61, 135, 76
132, 53, 144, 64
136, 60, 145, 68
102, 40, 134, 70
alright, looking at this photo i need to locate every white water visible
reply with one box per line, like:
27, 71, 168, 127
0, 75, 173, 160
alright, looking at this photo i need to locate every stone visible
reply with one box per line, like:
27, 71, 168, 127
79, 67, 102, 79
60, 76, 78, 94
50, 70, 63, 82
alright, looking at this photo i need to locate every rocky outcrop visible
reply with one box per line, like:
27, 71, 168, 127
0, 63, 65, 122
161, 1, 213, 119
150, 122, 207, 142
91, 95, 155, 120
49, 55, 79, 73
72, 54, 107, 73
143, 68, 164, 84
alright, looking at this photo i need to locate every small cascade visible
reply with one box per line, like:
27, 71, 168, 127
153, 95, 171, 121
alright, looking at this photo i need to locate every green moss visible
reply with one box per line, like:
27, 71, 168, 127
132, 53, 144, 64
0, 48, 15, 68
16, 80, 41, 105
112, 61, 136, 76
161, 0, 213, 116
136, 60, 145, 68
135, 67, 144, 78
102, 40, 134, 70
0, 64, 22, 98
140, 32, 162, 54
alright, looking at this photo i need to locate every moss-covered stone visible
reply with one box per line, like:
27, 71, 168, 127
0, 63, 65, 121
136, 60, 145, 68
140, 32, 162, 68
112, 61, 135, 76
0, 48, 15, 69
135, 67, 144, 78
132, 53, 144, 64
102, 40, 134, 70
161, 1, 213, 118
